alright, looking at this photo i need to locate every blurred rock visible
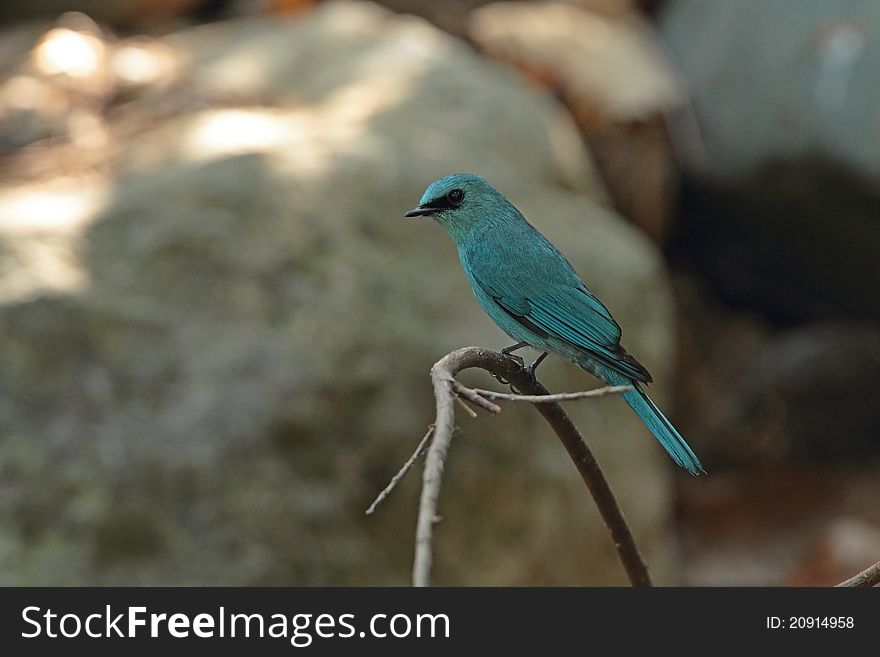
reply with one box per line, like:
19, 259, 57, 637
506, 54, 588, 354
0, 1, 681, 585
673, 271, 880, 468
673, 162, 880, 324
680, 467, 880, 586
375, 1, 512, 37
0, 176, 108, 302
786, 518, 880, 586
587, 119, 677, 245
672, 273, 775, 469
469, 1, 684, 243
0, 75, 72, 152
0, 14, 111, 155
0, 1, 206, 29
660, 0, 880, 180
0, 14, 183, 157
471, 2, 682, 125
739, 322, 880, 463
568, 1, 643, 18
372, 0, 646, 36
661, 0, 880, 322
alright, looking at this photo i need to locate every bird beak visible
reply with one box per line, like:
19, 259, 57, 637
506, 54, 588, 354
404, 205, 434, 218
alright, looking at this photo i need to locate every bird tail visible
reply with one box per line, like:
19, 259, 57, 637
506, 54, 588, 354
620, 382, 705, 476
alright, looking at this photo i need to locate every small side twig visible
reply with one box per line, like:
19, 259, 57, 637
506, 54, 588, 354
453, 392, 481, 417
367, 381, 627, 516
412, 346, 650, 588
470, 384, 631, 403
451, 380, 501, 414
836, 559, 880, 588
366, 426, 434, 515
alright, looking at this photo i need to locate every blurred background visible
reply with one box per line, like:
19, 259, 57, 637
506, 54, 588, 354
1, 0, 878, 586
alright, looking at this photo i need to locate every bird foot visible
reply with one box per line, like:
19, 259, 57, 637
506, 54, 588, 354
494, 353, 525, 385
501, 341, 529, 355
520, 352, 547, 387
520, 366, 538, 387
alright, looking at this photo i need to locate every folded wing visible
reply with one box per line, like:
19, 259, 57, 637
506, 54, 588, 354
470, 249, 652, 384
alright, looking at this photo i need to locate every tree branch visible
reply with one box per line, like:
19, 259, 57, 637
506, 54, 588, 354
366, 426, 434, 516
412, 346, 652, 587
467, 384, 631, 403
836, 559, 880, 588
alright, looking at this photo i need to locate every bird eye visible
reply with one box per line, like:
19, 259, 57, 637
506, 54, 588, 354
447, 189, 465, 206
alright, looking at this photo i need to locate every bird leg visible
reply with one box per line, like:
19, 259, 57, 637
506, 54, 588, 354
492, 369, 518, 386
522, 351, 548, 385
494, 342, 530, 385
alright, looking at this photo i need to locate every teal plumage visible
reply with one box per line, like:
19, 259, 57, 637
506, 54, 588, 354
406, 172, 705, 475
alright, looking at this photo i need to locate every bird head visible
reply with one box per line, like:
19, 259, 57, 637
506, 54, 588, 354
404, 172, 513, 238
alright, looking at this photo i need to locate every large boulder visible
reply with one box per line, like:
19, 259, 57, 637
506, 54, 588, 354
469, 1, 685, 243
660, 0, 880, 180
0, 1, 205, 29
659, 0, 880, 323
0, 1, 682, 585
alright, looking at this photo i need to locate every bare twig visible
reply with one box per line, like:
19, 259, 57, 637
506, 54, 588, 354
836, 559, 880, 588
470, 384, 631, 403
453, 395, 479, 418
412, 352, 465, 587
451, 380, 502, 414
412, 346, 651, 588
366, 426, 434, 515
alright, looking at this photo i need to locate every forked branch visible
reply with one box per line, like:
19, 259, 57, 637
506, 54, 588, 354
410, 346, 649, 587
371, 347, 878, 589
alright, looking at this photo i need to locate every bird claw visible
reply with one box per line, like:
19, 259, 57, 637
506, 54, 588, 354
520, 364, 539, 387
501, 341, 529, 356
494, 352, 524, 386
496, 351, 546, 387
492, 350, 526, 386
520, 352, 547, 387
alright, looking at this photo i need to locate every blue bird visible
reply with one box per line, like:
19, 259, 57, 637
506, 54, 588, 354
405, 173, 705, 475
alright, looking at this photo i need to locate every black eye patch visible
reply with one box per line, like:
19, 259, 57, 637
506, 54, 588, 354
422, 189, 466, 211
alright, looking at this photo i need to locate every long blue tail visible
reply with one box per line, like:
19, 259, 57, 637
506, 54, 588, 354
621, 382, 705, 476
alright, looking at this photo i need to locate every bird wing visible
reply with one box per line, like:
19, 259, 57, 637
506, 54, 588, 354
469, 246, 653, 383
